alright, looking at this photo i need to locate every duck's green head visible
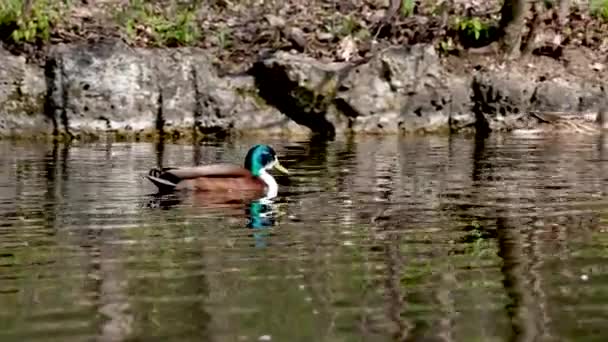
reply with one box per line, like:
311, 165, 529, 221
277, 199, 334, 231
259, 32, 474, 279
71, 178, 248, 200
244, 144, 289, 177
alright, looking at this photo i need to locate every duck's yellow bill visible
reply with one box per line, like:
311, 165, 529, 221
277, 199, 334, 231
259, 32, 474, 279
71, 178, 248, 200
273, 159, 289, 174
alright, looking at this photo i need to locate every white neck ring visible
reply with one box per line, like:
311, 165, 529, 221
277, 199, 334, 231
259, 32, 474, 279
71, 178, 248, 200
258, 170, 278, 199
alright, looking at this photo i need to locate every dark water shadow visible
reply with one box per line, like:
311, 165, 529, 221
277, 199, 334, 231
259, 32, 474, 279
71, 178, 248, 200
470, 135, 533, 342
472, 130, 489, 183
472, 137, 548, 342
143, 192, 184, 210
495, 216, 544, 342
43, 140, 70, 230
436, 135, 548, 341
598, 133, 607, 198
269, 135, 334, 193
155, 135, 165, 169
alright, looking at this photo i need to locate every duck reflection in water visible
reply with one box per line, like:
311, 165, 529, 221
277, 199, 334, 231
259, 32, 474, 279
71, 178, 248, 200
144, 193, 278, 248
246, 199, 276, 248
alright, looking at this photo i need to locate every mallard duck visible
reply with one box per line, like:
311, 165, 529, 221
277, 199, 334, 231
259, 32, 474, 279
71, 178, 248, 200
146, 144, 289, 199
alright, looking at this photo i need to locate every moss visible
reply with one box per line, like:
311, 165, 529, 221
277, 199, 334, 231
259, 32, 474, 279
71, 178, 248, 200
452, 16, 498, 48
0, 123, 467, 143
0, 0, 67, 44
113, 130, 130, 142
235, 87, 269, 108
417, 125, 453, 136
115, 0, 201, 47
0, 132, 48, 142
317, 75, 339, 99
3, 87, 45, 117
290, 85, 337, 115
291, 87, 317, 112
591, 0, 608, 20
396, 125, 453, 137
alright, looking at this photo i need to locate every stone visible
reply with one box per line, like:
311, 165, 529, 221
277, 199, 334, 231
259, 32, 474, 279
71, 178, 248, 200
265, 14, 285, 28
0, 47, 50, 137
250, 51, 348, 137
336, 44, 475, 134
45, 40, 308, 137
531, 77, 604, 113
1, 40, 606, 139
472, 69, 604, 131
253, 44, 475, 135
48, 41, 160, 134
471, 70, 537, 131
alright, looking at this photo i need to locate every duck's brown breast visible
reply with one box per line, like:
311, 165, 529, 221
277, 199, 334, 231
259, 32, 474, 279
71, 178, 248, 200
177, 175, 266, 193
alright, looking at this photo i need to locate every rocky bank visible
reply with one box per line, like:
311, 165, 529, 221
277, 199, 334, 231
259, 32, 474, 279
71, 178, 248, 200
0, 39, 606, 140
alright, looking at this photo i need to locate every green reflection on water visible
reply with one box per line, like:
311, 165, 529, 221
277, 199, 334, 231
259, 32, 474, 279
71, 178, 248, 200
0, 134, 606, 341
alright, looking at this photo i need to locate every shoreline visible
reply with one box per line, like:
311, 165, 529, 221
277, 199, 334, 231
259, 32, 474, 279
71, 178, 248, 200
1, 1, 607, 139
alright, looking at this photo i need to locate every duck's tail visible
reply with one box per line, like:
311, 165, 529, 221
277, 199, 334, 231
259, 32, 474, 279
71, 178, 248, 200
146, 168, 178, 193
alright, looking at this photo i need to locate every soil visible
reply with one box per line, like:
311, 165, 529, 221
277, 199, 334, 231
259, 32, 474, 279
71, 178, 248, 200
2, 0, 607, 81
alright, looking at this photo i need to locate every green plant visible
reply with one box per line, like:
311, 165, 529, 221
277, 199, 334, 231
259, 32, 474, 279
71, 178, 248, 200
338, 15, 359, 36
217, 27, 232, 49
0, 0, 20, 27
456, 17, 489, 41
452, 16, 499, 48
118, 0, 200, 46
438, 37, 455, 55
153, 10, 199, 46
591, 0, 608, 20
326, 14, 369, 40
354, 27, 371, 40
401, 0, 415, 17
0, 0, 66, 43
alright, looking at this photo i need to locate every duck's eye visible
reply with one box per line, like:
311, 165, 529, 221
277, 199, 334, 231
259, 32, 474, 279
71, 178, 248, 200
260, 152, 274, 165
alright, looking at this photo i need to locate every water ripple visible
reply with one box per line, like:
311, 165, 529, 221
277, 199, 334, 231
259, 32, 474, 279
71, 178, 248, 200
0, 136, 607, 341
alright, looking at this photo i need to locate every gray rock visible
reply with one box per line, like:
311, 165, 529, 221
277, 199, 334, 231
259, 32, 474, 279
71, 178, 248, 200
250, 51, 347, 137
0, 47, 50, 136
46, 40, 309, 137
1, 40, 605, 139
336, 45, 474, 133
253, 44, 475, 135
253, 44, 605, 135
201, 73, 307, 135
471, 70, 537, 131
48, 42, 159, 134
531, 77, 604, 113
472, 69, 604, 131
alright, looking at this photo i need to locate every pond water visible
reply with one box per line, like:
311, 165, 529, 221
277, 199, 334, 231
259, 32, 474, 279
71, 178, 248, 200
0, 134, 607, 342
